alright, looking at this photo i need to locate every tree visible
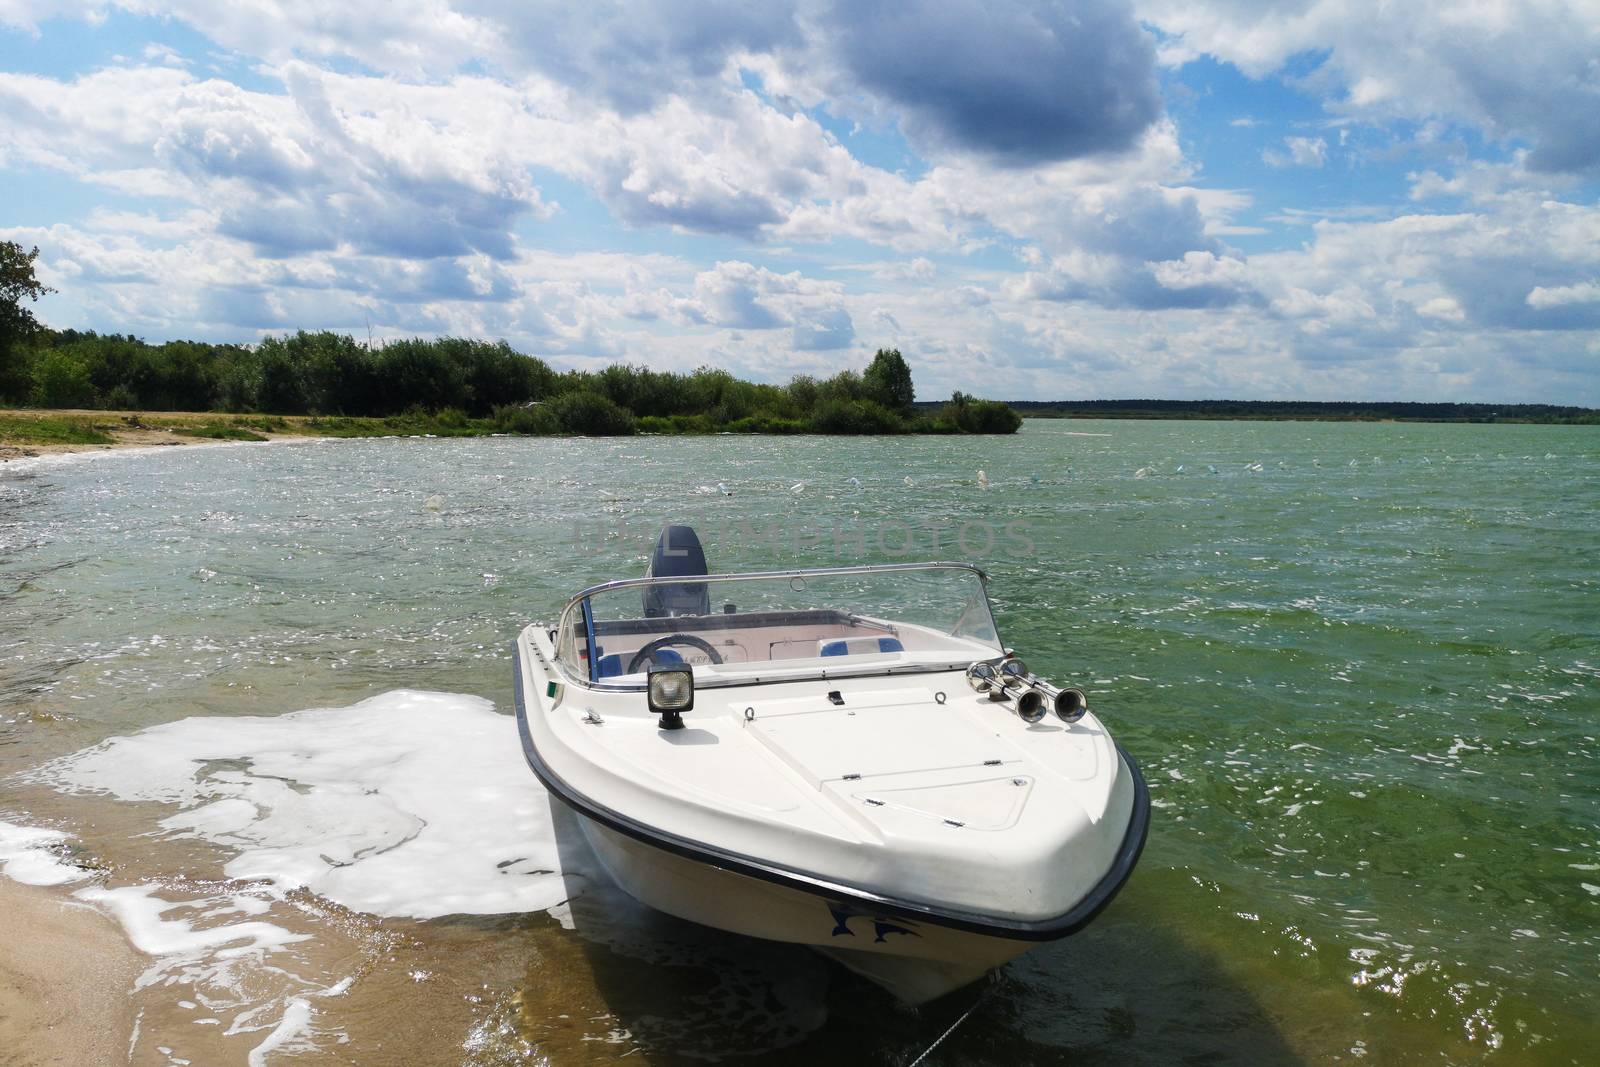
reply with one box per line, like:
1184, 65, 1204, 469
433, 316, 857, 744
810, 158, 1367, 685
863, 348, 914, 414
0, 242, 55, 402
29, 350, 94, 408
0, 242, 52, 337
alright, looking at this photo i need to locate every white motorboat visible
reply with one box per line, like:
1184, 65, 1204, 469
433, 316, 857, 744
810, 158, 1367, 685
512, 526, 1148, 1004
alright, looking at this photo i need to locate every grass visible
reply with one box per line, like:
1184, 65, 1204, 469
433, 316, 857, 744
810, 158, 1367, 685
0, 406, 517, 448
303, 413, 498, 438
170, 423, 270, 442
0, 413, 114, 445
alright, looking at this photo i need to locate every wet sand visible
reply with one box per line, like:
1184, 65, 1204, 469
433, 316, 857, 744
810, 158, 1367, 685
0, 879, 142, 1067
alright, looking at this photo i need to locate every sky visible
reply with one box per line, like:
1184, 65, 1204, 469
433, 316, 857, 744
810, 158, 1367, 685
1, 2, 1597, 404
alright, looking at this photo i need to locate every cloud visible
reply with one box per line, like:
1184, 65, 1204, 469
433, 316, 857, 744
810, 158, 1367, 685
1143, 0, 1600, 176
0, 64, 552, 260
810, 0, 1162, 165
0, 4, 1187, 260
870, 257, 938, 283
5, 1, 1598, 406
1005, 182, 1262, 309
687, 261, 855, 353
693, 261, 792, 328
1263, 136, 1328, 169
10, 2, 1164, 170
560, 90, 859, 239
0, 216, 646, 357
477, 1, 802, 112
792, 305, 855, 350
1149, 251, 1260, 301
1527, 281, 1600, 309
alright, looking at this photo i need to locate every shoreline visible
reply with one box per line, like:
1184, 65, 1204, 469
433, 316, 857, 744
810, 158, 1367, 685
0, 433, 306, 465
0, 404, 1017, 463
0, 408, 312, 464
0, 878, 143, 1067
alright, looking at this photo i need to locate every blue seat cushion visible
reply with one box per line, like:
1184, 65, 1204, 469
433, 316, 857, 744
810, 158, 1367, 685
821, 637, 904, 657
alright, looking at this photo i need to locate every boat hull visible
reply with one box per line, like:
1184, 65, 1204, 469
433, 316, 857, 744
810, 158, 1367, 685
511, 629, 1151, 1004
576, 815, 1028, 1003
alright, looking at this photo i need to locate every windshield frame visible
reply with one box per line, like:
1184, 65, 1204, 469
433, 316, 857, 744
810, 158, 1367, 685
551, 561, 999, 693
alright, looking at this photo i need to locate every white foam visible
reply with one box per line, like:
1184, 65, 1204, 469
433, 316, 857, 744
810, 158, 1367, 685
70, 874, 345, 1062
243, 997, 313, 1067
0, 819, 90, 886
32, 690, 587, 920
74, 884, 308, 959
0, 436, 316, 477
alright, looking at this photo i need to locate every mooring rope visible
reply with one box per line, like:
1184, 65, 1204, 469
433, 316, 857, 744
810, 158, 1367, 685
906, 985, 990, 1067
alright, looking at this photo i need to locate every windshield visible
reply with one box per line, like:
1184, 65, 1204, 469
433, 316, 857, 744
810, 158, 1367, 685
555, 564, 1001, 686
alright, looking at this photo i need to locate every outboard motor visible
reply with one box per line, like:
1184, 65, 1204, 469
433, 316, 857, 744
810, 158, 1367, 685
643, 524, 711, 618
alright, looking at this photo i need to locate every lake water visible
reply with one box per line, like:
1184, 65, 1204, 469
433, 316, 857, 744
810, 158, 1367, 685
1, 419, 1596, 1065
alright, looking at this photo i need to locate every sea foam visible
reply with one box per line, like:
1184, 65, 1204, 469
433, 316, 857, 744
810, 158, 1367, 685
30, 690, 592, 921
0, 819, 91, 886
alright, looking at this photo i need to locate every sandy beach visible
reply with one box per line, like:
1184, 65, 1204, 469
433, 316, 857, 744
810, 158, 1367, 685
0, 407, 306, 464
0, 879, 143, 1067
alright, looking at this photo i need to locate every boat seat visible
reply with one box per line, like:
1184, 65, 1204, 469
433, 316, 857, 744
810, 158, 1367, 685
597, 647, 682, 679
820, 637, 905, 657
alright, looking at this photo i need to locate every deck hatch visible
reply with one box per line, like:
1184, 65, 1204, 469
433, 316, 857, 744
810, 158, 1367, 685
746, 699, 1010, 786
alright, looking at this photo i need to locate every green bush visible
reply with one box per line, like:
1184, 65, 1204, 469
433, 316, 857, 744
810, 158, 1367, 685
635, 413, 717, 434
172, 422, 269, 441
493, 403, 560, 435
907, 415, 961, 435
937, 392, 1022, 434
944, 398, 1022, 434
102, 383, 139, 410
551, 390, 636, 435
809, 398, 905, 435
724, 414, 807, 434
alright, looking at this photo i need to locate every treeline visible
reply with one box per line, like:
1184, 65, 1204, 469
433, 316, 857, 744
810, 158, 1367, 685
995, 398, 1599, 424
1, 330, 1020, 435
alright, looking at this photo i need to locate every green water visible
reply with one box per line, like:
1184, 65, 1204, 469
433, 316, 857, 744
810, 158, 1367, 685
2, 420, 1597, 1064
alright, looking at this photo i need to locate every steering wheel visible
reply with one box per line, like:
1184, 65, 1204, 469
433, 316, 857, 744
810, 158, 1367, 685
627, 634, 724, 673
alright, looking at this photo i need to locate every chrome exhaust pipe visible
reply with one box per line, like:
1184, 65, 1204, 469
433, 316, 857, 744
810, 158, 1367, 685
1031, 680, 1088, 723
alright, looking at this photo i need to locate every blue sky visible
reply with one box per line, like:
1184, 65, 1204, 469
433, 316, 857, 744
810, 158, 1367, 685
2, 1, 1597, 403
